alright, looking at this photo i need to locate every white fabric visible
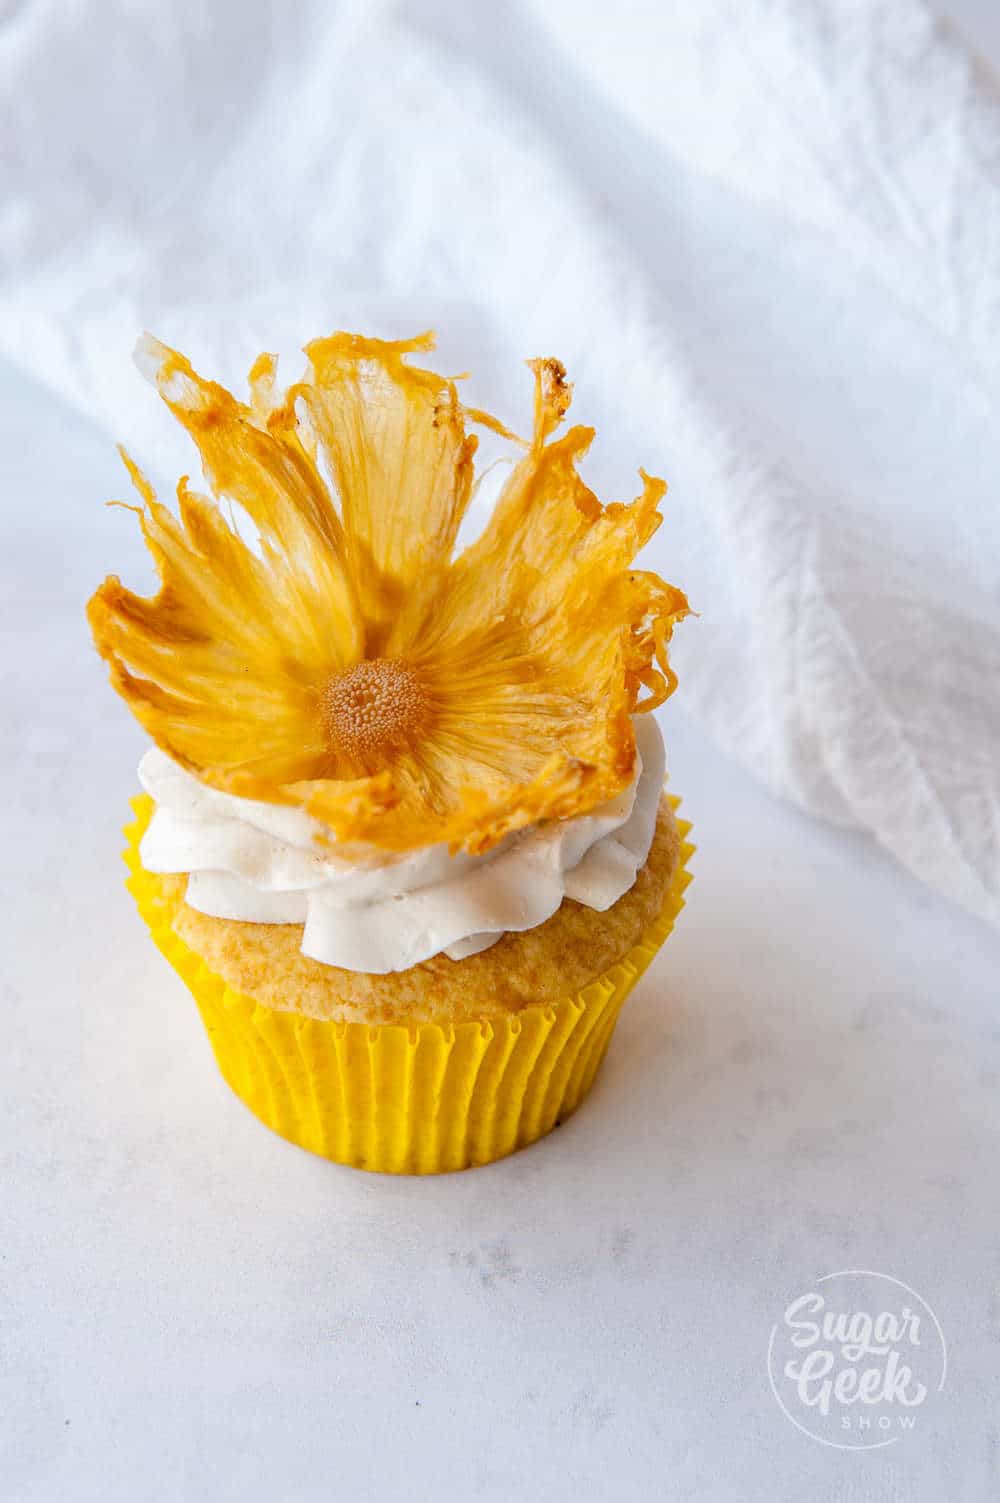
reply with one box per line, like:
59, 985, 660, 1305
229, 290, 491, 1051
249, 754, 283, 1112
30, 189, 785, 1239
2, 0, 998, 926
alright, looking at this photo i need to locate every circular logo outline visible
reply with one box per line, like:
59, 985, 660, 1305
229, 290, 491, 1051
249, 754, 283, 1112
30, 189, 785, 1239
767, 1269, 947, 1451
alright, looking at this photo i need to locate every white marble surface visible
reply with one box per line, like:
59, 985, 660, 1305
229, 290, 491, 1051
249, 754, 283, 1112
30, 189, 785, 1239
2, 358, 999, 1502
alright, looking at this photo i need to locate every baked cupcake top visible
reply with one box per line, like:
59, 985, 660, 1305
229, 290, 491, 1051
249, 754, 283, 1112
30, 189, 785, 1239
88, 332, 688, 969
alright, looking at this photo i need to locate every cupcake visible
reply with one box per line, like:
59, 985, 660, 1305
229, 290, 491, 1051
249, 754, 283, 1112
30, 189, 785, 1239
90, 332, 693, 1173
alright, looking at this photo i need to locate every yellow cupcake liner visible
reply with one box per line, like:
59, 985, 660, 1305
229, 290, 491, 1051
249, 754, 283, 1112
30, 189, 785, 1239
122, 794, 694, 1174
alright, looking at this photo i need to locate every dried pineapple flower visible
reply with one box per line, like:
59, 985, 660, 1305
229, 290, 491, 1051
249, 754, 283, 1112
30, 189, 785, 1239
87, 332, 689, 855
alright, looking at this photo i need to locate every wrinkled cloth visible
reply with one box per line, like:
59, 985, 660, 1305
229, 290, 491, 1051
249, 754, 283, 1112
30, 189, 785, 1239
3, 0, 998, 926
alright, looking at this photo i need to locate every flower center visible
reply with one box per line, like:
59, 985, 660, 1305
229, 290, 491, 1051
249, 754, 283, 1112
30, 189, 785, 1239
321, 658, 428, 760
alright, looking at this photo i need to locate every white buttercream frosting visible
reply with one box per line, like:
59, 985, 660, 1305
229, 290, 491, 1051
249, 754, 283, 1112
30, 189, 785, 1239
137, 714, 665, 974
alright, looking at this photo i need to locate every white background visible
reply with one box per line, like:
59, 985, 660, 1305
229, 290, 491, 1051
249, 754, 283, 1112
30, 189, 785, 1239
4, 357, 999, 1500
3, 2, 1000, 1500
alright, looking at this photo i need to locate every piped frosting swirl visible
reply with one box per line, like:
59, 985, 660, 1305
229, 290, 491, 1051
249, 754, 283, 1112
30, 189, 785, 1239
138, 714, 665, 975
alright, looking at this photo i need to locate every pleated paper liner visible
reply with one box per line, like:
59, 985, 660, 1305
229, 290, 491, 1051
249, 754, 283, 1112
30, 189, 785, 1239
123, 793, 694, 1174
